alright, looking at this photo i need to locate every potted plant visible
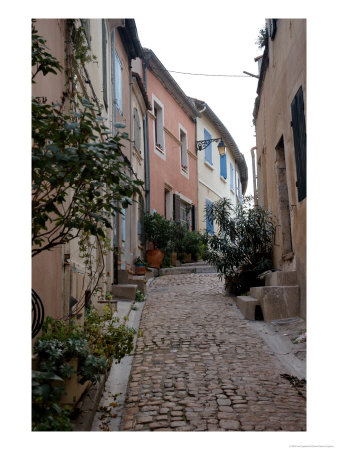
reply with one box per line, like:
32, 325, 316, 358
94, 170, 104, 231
143, 212, 172, 268
134, 256, 146, 275
204, 196, 275, 295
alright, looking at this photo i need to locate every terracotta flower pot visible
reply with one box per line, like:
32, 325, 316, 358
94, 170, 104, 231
135, 265, 146, 275
171, 252, 177, 266
146, 249, 164, 269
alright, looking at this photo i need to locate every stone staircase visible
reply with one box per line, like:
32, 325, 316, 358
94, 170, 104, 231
236, 271, 300, 322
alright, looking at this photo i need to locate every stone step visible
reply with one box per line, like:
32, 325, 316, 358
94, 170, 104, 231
159, 265, 217, 276
265, 270, 297, 286
117, 270, 147, 294
249, 286, 300, 322
236, 296, 261, 321
111, 284, 137, 300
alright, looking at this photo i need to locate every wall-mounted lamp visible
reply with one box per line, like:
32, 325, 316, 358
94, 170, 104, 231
196, 138, 226, 156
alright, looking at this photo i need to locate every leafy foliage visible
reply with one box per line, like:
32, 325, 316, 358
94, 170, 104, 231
204, 197, 275, 294
135, 289, 146, 303
32, 309, 135, 430
32, 20, 63, 82
84, 307, 135, 364
256, 26, 268, 49
32, 370, 73, 431
143, 212, 172, 251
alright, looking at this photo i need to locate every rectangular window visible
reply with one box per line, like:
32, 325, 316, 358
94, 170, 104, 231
180, 127, 188, 172
121, 208, 126, 242
220, 152, 227, 178
205, 199, 214, 234
179, 200, 192, 230
291, 86, 306, 202
133, 107, 141, 151
114, 51, 123, 114
165, 189, 171, 220
230, 162, 234, 190
235, 170, 239, 197
204, 128, 212, 165
153, 98, 164, 152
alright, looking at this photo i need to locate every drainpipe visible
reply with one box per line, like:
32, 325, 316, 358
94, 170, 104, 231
142, 59, 150, 213
111, 29, 116, 136
129, 60, 133, 164
251, 146, 258, 206
195, 102, 207, 230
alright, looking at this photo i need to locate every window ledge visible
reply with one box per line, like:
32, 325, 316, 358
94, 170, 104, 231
155, 145, 164, 153
220, 176, 227, 184
204, 161, 214, 170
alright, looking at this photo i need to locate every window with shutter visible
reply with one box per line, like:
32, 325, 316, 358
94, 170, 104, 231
220, 153, 227, 178
114, 51, 123, 114
180, 127, 188, 172
121, 208, 126, 242
133, 108, 141, 151
205, 199, 214, 234
204, 128, 213, 165
230, 162, 234, 190
173, 194, 181, 221
191, 205, 196, 231
291, 86, 306, 202
153, 97, 165, 152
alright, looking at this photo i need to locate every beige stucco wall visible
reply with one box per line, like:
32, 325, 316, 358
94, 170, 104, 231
255, 19, 306, 319
32, 19, 66, 329
196, 115, 240, 232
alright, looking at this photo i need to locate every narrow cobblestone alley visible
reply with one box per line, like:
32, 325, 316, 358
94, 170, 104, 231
115, 273, 306, 431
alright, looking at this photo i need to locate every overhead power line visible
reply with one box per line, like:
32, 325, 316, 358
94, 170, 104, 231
167, 69, 251, 78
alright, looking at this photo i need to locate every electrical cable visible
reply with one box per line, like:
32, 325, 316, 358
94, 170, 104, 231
166, 69, 251, 78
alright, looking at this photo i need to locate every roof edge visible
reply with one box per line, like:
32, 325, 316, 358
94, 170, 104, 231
143, 48, 200, 121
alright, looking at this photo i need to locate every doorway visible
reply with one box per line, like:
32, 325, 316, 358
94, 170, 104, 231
275, 136, 293, 258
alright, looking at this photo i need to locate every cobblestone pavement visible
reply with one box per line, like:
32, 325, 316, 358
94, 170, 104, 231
120, 273, 306, 431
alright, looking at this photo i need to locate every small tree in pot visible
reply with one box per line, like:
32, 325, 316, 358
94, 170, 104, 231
143, 212, 172, 268
204, 197, 275, 295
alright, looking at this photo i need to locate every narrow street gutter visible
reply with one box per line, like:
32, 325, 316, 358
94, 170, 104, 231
247, 320, 306, 380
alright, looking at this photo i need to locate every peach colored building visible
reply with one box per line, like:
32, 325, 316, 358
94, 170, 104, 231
32, 19, 146, 339
253, 19, 306, 320
144, 49, 200, 228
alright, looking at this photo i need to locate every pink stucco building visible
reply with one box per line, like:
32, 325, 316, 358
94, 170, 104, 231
144, 49, 200, 229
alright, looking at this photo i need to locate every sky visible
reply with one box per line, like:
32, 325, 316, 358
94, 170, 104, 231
2, 1, 338, 448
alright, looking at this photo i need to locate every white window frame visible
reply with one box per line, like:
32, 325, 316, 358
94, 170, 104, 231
114, 50, 123, 114
152, 95, 165, 158
179, 124, 189, 177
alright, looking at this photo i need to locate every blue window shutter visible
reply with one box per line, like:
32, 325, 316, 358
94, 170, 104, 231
114, 51, 122, 113
205, 199, 214, 234
204, 129, 212, 165
220, 153, 227, 178
121, 208, 126, 241
230, 163, 234, 190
